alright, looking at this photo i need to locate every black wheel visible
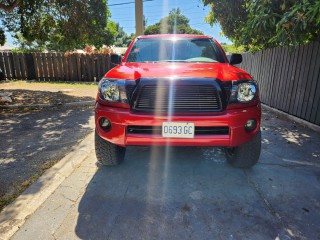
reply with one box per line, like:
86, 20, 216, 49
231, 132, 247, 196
95, 130, 126, 166
225, 130, 261, 168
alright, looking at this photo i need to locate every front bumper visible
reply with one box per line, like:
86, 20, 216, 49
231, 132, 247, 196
95, 103, 261, 147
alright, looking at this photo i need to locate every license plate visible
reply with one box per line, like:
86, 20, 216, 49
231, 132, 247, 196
162, 122, 195, 138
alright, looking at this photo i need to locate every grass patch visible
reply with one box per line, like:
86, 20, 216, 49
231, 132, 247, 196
0, 195, 17, 211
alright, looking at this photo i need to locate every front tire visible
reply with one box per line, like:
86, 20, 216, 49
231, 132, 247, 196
95, 131, 126, 166
225, 130, 261, 168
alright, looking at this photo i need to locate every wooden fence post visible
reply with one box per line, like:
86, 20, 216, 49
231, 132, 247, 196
3, 52, 12, 80
26, 53, 36, 80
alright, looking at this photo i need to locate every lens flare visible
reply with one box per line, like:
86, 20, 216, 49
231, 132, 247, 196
146, 1, 179, 237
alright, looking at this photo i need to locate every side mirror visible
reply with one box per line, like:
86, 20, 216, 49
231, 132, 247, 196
229, 53, 242, 65
111, 54, 122, 65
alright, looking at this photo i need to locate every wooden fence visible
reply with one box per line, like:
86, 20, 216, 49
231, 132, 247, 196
0, 52, 111, 82
238, 42, 320, 126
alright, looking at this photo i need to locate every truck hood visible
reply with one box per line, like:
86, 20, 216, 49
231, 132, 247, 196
105, 62, 251, 81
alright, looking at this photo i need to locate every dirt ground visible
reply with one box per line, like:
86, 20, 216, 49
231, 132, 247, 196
0, 107, 94, 211
0, 81, 97, 211
0, 81, 97, 106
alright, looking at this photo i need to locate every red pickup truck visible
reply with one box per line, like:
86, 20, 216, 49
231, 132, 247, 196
95, 34, 261, 168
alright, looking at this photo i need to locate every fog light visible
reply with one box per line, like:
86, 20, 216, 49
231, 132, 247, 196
99, 117, 111, 130
245, 119, 257, 131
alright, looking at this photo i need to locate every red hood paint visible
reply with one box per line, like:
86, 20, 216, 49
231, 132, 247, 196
105, 62, 251, 81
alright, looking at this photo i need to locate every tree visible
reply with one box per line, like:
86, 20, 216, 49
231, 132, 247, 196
113, 23, 133, 47
0, 0, 19, 11
12, 33, 46, 52
0, 0, 117, 50
220, 43, 244, 54
203, 0, 320, 51
202, 1, 247, 47
144, 8, 203, 35
0, 0, 19, 45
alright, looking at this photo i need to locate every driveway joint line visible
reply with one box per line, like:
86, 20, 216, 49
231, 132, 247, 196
243, 170, 287, 227
258, 162, 309, 169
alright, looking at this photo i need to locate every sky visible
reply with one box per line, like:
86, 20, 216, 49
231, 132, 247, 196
4, 0, 232, 46
108, 0, 232, 44
4, 28, 15, 47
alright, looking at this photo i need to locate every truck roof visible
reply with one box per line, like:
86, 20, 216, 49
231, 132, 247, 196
138, 34, 211, 39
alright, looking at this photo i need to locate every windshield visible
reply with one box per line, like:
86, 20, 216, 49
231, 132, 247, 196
126, 38, 224, 63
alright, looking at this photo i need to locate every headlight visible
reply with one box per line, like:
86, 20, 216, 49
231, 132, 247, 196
237, 82, 257, 102
229, 80, 258, 103
98, 78, 128, 104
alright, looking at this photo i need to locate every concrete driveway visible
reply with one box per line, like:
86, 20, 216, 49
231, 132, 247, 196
5, 108, 320, 240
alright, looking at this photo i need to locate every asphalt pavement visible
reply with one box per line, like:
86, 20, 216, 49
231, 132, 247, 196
2, 107, 320, 240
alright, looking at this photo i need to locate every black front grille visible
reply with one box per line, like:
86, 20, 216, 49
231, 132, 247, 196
126, 85, 135, 99
127, 126, 229, 135
134, 84, 222, 112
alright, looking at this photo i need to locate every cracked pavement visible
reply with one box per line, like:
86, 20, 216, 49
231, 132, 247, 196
8, 107, 320, 240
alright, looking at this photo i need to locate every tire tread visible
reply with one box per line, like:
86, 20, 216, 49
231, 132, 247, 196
95, 131, 125, 166
225, 130, 261, 168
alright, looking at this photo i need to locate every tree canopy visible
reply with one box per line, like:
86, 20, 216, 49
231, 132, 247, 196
0, 0, 117, 50
144, 9, 203, 35
203, 0, 320, 51
220, 44, 245, 54
0, 0, 19, 11
113, 23, 134, 47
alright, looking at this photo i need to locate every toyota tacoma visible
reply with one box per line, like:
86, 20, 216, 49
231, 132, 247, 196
95, 34, 261, 168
